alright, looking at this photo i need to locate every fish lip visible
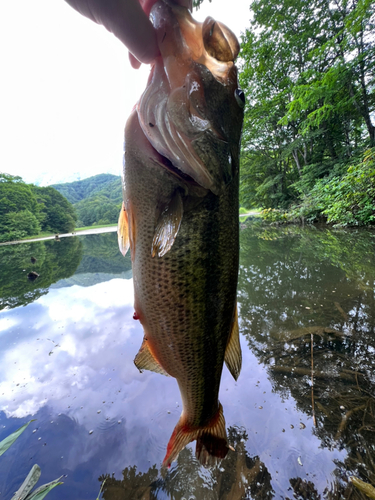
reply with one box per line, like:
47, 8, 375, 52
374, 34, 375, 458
136, 0, 240, 195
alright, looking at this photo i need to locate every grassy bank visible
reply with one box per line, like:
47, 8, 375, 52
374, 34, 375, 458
1, 210, 260, 244
74, 224, 117, 232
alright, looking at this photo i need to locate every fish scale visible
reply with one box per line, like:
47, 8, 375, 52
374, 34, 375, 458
118, 0, 243, 466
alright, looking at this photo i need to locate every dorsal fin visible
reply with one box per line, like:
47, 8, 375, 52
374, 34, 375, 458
224, 303, 242, 380
151, 190, 183, 258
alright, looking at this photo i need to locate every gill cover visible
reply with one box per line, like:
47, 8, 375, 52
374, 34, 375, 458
137, 0, 242, 195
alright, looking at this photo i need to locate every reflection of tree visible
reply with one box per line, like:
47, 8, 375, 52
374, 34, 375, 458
239, 225, 375, 498
99, 427, 273, 499
0, 237, 83, 310
76, 233, 131, 275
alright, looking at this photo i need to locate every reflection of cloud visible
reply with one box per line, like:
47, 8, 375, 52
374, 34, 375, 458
0, 280, 140, 418
0, 277, 184, 477
0, 277, 347, 499
0, 316, 18, 333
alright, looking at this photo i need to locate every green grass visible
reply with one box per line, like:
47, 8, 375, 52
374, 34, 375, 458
239, 207, 261, 215
0, 224, 118, 245
74, 223, 117, 232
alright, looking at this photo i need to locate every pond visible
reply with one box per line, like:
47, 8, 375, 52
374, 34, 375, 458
0, 225, 374, 499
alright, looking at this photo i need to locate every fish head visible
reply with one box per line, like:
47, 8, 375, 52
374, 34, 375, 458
137, 0, 244, 195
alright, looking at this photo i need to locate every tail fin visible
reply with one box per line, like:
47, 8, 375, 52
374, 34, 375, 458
162, 403, 228, 468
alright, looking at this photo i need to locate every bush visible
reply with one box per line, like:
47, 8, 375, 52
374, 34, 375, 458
309, 148, 375, 226
260, 208, 288, 223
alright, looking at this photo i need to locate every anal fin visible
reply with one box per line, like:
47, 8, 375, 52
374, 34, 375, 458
151, 190, 183, 258
134, 338, 169, 377
117, 202, 130, 257
163, 402, 228, 468
224, 303, 242, 380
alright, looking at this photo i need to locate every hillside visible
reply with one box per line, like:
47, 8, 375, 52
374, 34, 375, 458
53, 174, 122, 227
0, 173, 77, 242
52, 173, 121, 204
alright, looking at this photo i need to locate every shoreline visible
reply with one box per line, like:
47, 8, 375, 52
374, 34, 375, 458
0, 226, 118, 246
0, 213, 261, 246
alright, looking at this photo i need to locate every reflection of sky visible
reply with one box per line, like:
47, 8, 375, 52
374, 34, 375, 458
0, 277, 346, 499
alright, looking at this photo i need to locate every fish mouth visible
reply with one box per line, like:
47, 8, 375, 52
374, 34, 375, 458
137, 0, 240, 195
146, 127, 208, 196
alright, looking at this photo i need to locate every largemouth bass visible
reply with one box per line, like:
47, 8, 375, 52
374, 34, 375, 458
118, 0, 244, 467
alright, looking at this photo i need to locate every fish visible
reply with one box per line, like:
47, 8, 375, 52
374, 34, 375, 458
118, 0, 244, 467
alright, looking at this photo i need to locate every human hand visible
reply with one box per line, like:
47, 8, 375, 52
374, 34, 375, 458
64, 0, 193, 68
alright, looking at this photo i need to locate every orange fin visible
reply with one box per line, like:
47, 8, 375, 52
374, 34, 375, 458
224, 303, 242, 381
163, 402, 228, 468
151, 190, 183, 258
134, 338, 169, 377
117, 202, 130, 257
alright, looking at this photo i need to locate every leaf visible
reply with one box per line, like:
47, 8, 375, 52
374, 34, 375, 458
96, 478, 107, 500
349, 476, 375, 499
25, 477, 64, 500
0, 420, 36, 457
10, 464, 41, 500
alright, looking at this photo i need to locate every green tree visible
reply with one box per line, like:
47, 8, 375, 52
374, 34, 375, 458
239, 0, 375, 210
0, 174, 77, 239
0, 210, 41, 236
32, 186, 77, 233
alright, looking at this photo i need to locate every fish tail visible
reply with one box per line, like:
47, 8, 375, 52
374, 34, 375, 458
162, 403, 228, 468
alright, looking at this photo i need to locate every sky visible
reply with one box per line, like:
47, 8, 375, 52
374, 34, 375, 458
0, 0, 251, 186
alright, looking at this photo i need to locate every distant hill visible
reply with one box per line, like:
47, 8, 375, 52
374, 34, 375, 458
52, 174, 122, 227
0, 173, 77, 242
52, 173, 121, 204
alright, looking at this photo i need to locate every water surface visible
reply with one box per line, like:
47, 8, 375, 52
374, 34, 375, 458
0, 226, 374, 499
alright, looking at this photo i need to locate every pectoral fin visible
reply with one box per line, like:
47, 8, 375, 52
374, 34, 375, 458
224, 303, 242, 380
117, 202, 130, 257
151, 190, 183, 258
134, 338, 169, 377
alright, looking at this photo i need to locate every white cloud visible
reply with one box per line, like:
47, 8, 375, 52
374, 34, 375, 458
0, 0, 250, 185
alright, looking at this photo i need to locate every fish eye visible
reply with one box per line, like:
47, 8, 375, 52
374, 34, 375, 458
234, 89, 245, 108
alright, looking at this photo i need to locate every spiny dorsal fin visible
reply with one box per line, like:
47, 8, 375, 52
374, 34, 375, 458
224, 303, 242, 380
117, 202, 130, 257
151, 190, 183, 258
134, 338, 170, 377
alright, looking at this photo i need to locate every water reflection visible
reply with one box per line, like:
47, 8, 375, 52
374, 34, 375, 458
0, 237, 83, 310
238, 224, 375, 499
0, 226, 374, 499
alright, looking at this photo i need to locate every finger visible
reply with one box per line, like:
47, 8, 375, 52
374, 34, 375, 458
129, 52, 142, 69
64, 0, 160, 64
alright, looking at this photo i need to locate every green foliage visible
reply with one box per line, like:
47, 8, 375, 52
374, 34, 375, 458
263, 148, 375, 225
0, 422, 63, 500
74, 179, 122, 227
260, 208, 288, 223
0, 420, 35, 457
308, 148, 375, 225
32, 186, 77, 233
0, 210, 41, 236
0, 174, 77, 239
0, 175, 41, 217
53, 174, 122, 227
239, 0, 375, 215
52, 173, 121, 204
